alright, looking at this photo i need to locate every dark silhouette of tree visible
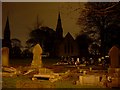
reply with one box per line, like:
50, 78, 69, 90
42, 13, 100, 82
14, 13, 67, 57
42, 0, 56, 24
26, 38, 36, 48
77, 2, 120, 56
88, 42, 100, 58
27, 26, 56, 56
106, 24, 120, 49
75, 33, 92, 58
11, 38, 22, 58
22, 49, 33, 58
11, 38, 22, 48
11, 46, 22, 58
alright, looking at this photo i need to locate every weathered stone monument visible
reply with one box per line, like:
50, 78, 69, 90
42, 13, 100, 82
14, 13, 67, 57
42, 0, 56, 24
2, 47, 9, 67
31, 44, 43, 68
108, 45, 120, 68
77, 75, 101, 86
108, 45, 120, 87
108, 45, 120, 75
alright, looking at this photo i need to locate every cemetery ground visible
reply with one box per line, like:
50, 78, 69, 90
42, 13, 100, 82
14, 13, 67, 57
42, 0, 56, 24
2, 57, 108, 88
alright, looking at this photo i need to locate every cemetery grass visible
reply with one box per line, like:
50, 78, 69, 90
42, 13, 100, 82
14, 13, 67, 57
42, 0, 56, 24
3, 57, 59, 88
2, 58, 103, 88
9, 57, 59, 67
2, 75, 102, 88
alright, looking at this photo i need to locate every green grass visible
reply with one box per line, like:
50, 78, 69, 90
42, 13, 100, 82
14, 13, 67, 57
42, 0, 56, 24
2, 76, 31, 88
55, 81, 102, 88
9, 57, 59, 67
2, 57, 59, 88
2, 76, 102, 88
2, 58, 105, 88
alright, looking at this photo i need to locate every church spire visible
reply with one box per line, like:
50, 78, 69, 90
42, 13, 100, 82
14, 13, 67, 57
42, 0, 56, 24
4, 16, 10, 40
3, 16, 11, 49
56, 12, 63, 40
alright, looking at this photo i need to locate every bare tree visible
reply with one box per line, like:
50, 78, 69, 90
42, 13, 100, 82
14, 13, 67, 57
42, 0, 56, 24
77, 2, 120, 56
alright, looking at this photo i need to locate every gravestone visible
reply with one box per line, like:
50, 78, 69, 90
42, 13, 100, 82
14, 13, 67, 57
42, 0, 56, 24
108, 45, 120, 68
2, 47, 9, 67
78, 75, 100, 86
31, 44, 42, 68
108, 45, 120, 87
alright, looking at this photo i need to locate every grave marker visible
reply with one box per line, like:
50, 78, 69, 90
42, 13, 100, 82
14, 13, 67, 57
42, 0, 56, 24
31, 44, 42, 68
108, 45, 120, 68
2, 47, 9, 67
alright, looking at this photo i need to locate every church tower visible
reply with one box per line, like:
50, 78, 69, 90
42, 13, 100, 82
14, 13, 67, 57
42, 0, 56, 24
3, 16, 11, 49
56, 12, 63, 40
4, 17, 10, 41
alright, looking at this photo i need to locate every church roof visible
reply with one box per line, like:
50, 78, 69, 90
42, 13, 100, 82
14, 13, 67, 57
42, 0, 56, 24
64, 32, 74, 41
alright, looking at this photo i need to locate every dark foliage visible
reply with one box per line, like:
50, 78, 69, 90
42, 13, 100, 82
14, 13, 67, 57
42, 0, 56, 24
27, 26, 56, 56
11, 46, 22, 58
77, 2, 120, 56
75, 33, 92, 58
21, 49, 33, 58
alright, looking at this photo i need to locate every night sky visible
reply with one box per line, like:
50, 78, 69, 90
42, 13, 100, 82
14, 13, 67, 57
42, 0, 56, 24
2, 2, 85, 46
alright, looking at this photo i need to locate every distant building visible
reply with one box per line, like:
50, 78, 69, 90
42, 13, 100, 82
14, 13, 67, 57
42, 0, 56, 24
56, 32, 79, 57
55, 13, 79, 57
2, 13, 80, 58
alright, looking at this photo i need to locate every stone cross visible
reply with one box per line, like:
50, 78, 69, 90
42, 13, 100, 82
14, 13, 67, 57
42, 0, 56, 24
2, 47, 9, 67
31, 44, 43, 68
108, 45, 120, 68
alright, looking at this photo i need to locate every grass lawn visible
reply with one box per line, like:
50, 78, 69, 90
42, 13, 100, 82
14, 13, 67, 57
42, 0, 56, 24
2, 75, 102, 88
9, 57, 59, 67
2, 57, 105, 88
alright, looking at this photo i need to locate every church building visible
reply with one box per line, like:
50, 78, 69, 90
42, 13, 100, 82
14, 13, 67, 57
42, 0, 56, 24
3, 13, 80, 58
55, 12, 79, 57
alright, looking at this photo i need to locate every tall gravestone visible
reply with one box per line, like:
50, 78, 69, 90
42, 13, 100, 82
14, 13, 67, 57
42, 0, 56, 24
2, 47, 9, 67
108, 45, 120, 87
31, 44, 42, 68
108, 45, 120, 68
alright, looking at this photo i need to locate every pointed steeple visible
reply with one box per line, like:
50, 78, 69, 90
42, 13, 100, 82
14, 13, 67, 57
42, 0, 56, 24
4, 16, 10, 40
57, 12, 62, 27
56, 12, 63, 40
3, 16, 11, 49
